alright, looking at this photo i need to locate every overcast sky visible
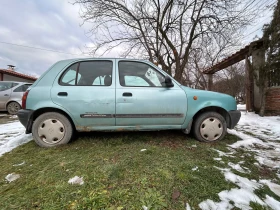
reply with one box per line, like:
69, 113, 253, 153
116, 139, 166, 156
0, 0, 276, 77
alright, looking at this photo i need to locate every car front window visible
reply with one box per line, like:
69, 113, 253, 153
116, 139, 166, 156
0, 82, 12, 91
118, 61, 165, 87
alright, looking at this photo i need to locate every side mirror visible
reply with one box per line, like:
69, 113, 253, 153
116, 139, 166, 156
164, 75, 174, 87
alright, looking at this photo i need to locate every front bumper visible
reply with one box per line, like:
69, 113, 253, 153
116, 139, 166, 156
17, 109, 34, 134
228, 110, 241, 129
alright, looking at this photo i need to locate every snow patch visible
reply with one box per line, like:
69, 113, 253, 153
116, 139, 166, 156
0, 121, 33, 156
5, 173, 20, 182
13, 161, 25, 166
185, 203, 191, 210
68, 176, 84, 185
260, 180, 280, 197
199, 199, 233, 210
228, 162, 250, 173
224, 172, 260, 191
264, 195, 280, 210
212, 149, 234, 157
142, 205, 148, 210
234, 111, 280, 141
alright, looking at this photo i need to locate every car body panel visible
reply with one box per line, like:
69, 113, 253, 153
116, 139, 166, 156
180, 86, 237, 129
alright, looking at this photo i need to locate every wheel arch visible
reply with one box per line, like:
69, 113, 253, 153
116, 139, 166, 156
191, 106, 230, 129
28, 107, 76, 133
6, 100, 21, 109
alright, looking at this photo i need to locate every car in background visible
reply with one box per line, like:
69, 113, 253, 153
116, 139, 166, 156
0, 81, 32, 115
17, 58, 241, 147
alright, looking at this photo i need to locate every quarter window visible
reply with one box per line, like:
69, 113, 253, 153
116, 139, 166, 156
60, 63, 80, 85
118, 61, 165, 87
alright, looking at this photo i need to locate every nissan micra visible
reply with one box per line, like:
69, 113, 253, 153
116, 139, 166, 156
17, 58, 241, 147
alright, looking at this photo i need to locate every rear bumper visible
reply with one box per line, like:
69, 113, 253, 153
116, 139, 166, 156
17, 109, 34, 134
228, 110, 241, 129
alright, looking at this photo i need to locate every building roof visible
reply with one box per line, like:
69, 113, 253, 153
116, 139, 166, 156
203, 39, 264, 74
0, 69, 37, 81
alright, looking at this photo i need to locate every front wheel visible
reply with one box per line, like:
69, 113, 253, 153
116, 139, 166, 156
193, 112, 227, 142
32, 112, 73, 148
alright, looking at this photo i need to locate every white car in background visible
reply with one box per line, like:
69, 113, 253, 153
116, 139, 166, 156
0, 81, 32, 115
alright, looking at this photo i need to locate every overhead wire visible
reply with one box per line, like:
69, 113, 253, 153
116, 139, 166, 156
0, 41, 90, 56
242, 0, 277, 38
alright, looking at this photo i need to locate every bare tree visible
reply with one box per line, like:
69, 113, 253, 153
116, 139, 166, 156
75, 0, 256, 83
212, 63, 246, 101
185, 32, 242, 89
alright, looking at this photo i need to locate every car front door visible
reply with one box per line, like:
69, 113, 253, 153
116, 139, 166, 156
51, 59, 116, 127
115, 60, 187, 126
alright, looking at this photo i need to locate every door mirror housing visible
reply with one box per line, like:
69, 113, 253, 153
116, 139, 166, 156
164, 75, 174, 87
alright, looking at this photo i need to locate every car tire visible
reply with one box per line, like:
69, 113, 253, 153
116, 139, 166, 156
32, 112, 73, 148
7, 102, 21, 115
193, 112, 227, 142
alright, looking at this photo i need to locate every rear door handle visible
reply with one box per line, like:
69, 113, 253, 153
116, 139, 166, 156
4, 94, 9, 96
123, 92, 132, 97
58, 92, 68, 96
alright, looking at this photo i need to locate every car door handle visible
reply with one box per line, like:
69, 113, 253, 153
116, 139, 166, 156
123, 92, 132, 97
58, 92, 68, 96
4, 94, 9, 96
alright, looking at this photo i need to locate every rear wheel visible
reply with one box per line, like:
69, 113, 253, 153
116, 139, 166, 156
7, 102, 21, 115
193, 112, 227, 142
32, 112, 73, 147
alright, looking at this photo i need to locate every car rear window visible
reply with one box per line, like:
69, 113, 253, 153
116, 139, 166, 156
60, 61, 113, 86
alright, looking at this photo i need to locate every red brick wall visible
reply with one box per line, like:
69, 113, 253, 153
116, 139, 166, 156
265, 87, 280, 115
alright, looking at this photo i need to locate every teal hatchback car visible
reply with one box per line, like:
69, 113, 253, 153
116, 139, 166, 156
17, 58, 240, 147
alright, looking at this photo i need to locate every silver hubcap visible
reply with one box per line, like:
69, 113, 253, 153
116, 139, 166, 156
38, 119, 65, 144
200, 117, 223, 141
8, 102, 20, 114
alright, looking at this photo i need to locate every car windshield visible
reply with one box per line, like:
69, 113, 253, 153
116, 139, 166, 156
0, 82, 13, 91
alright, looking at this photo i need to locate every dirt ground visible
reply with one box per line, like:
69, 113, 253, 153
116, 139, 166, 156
0, 112, 18, 124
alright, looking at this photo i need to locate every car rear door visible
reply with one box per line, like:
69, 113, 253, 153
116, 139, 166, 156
115, 60, 187, 126
11, 84, 31, 103
51, 59, 116, 127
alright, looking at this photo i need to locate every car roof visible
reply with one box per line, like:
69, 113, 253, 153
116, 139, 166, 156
58, 58, 148, 63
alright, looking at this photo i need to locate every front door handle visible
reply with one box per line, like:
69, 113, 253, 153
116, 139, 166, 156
58, 92, 68, 96
4, 94, 9, 96
123, 92, 132, 97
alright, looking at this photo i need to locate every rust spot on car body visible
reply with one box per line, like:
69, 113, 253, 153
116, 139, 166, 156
76, 126, 92, 132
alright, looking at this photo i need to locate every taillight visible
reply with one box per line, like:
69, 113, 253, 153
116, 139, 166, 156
22, 90, 29, 109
